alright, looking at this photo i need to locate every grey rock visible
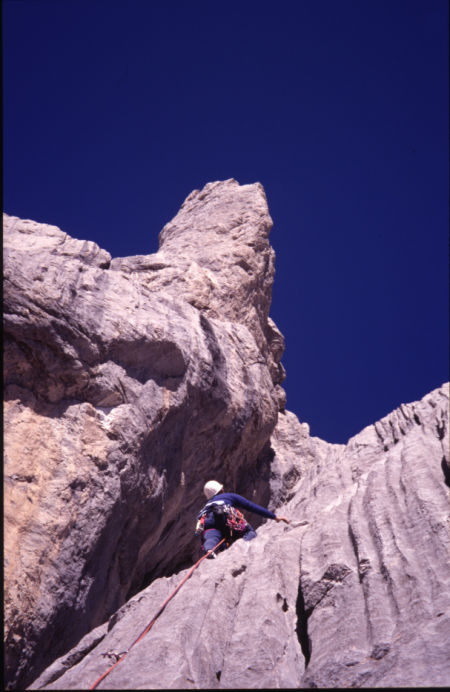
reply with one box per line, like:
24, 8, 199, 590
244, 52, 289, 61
3, 180, 283, 689
5, 181, 449, 690
273, 383, 450, 688
30, 525, 305, 690
29, 384, 449, 689
109, 179, 285, 387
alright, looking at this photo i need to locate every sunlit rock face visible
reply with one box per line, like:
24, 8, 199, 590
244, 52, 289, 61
269, 384, 449, 689
3, 180, 285, 690
4, 181, 449, 690
28, 384, 449, 690
110, 179, 285, 393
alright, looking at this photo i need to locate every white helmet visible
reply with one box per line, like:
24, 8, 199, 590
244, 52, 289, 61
203, 480, 224, 499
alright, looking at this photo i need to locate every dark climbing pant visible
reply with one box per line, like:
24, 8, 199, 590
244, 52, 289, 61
201, 513, 257, 553
202, 528, 224, 553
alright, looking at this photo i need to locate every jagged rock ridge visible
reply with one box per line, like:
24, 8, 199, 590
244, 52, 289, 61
3, 180, 449, 689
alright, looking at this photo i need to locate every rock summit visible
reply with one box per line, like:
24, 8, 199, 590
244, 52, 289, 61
3, 180, 449, 689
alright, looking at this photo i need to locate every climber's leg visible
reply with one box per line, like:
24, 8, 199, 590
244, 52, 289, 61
242, 523, 257, 541
202, 528, 224, 553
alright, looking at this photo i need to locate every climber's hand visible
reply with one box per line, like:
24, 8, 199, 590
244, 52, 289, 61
275, 516, 290, 524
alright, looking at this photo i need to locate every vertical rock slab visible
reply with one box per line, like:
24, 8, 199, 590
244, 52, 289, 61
3, 180, 284, 689
272, 383, 450, 687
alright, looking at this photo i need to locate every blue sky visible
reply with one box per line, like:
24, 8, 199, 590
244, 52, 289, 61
3, 0, 449, 443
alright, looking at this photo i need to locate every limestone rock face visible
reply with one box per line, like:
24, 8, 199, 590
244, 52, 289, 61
28, 384, 449, 690
4, 180, 449, 690
110, 179, 285, 392
3, 180, 284, 690
270, 383, 450, 688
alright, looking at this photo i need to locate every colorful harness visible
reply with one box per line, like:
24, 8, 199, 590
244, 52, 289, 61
195, 500, 247, 539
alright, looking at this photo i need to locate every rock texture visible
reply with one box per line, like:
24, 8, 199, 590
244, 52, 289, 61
3, 180, 284, 690
28, 384, 449, 690
270, 386, 450, 688
4, 180, 449, 690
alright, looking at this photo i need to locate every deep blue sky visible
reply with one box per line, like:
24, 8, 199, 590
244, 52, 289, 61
3, 0, 449, 443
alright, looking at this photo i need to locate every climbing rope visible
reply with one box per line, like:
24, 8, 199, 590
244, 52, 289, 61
89, 538, 226, 690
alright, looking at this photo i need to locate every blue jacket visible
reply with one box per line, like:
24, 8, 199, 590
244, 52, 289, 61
200, 492, 276, 520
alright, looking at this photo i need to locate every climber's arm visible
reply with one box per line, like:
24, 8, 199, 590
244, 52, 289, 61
275, 516, 290, 524
224, 492, 282, 520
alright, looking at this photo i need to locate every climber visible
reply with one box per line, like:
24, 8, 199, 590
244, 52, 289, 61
195, 480, 290, 558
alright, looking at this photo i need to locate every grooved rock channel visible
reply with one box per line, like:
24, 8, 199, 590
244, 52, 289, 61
3, 180, 449, 689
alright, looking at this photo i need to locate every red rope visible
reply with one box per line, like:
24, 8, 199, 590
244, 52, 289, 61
89, 538, 226, 690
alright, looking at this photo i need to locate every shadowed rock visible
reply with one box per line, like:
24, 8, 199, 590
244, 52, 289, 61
3, 180, 284, 689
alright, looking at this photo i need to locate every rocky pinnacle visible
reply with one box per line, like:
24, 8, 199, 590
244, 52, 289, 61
3, 180, 449, 690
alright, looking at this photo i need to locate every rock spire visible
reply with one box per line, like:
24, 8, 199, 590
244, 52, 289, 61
4, 180, 284, 689
3, 180, 449, 690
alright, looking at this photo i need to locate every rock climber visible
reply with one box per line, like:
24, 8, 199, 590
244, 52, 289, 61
195, 479, 290, 558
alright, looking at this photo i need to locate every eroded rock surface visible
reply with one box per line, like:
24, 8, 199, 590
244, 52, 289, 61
3, 180, 284, 689
29, 384, 449, 689
271, 383, 450, 688
4, 180, 449, 690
